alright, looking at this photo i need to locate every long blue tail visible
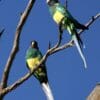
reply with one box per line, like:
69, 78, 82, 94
72, 34, 87, 69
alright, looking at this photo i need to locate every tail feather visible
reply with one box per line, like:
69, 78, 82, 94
72, 34, 87, 68
41, 83, 54, 100
75, 33, 83, 49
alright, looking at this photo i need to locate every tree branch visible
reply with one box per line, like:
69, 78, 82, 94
0, 52, 49, 95
49, 13, 100, 54
0, 29, 5, 38
1, 13, 99, 96
1, 72, 33, 95
79, 13, 100, 35
1, 0, 36, 90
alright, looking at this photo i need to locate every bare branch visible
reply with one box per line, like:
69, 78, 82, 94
0, 53, 49, 95
0, 12, 99, 97
1, 72, 32, 95
1, 0, 36, 89
49, 29, 62, 51
0, 25, 70, 95
49, 13, 100, 54
79, 13, 100, 35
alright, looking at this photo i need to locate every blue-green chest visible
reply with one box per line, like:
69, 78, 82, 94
49, 4, 62, 16
26, 48, 42, 60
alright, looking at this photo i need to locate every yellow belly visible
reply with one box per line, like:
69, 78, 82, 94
53, 10, 64, 24
27, 58, 40, 70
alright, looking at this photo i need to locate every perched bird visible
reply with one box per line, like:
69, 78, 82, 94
25, 40, 54, 100
46, 0, 88, 68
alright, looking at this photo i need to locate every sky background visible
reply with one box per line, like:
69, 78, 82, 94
0, 0, 100, 100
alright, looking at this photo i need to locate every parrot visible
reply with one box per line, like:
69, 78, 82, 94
46, 0, 88, 68
25, 40, 54, 100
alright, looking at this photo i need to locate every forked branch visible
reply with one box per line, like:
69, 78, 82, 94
1, 13, 99, 96
0, 0, 36, 98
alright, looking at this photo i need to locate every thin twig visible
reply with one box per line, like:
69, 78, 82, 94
48, 26, 63, 52
79, 13, 100, 35
65, 0, 68, 9
0, 29, 5, 38
1, 0, 36, 89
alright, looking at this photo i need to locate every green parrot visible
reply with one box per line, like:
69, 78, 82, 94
25, 40, 54, 100
46, 0, 88, 68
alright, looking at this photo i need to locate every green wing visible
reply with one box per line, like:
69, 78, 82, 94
56, 4, 86, 29
26, 48, 48, 84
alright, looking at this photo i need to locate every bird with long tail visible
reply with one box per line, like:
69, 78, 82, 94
25, 40, 54, 100
46, 0, 88, 68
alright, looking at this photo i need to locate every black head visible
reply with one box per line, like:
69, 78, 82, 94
46, 0, 59, 6
31, 40, 39, 49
